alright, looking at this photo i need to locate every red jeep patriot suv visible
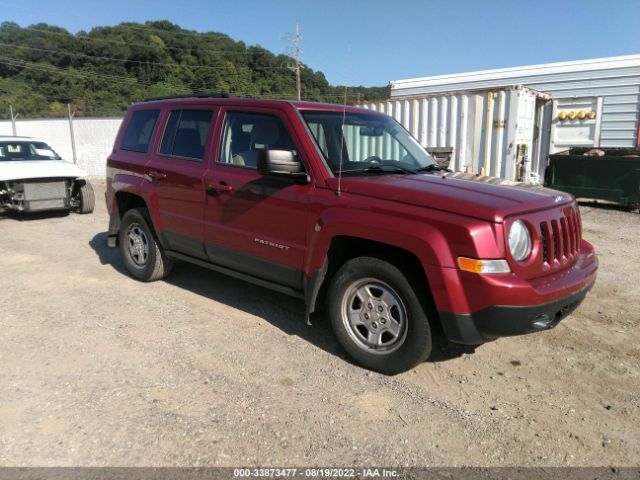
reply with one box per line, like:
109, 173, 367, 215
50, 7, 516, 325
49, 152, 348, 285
105, 95, 597, 374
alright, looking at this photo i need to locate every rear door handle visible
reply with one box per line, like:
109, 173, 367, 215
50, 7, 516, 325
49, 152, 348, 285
205, 181, 234, 194
148, 170, 167, 181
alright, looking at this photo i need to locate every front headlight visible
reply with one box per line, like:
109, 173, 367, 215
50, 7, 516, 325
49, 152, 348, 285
508, 220, 532, 262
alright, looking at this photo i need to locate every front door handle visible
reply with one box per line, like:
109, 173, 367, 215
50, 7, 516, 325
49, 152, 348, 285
205, 181, 234, 194
148, 170, 167, 181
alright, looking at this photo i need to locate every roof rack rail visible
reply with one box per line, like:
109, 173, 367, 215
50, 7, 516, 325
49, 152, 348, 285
143, 93, 235, 102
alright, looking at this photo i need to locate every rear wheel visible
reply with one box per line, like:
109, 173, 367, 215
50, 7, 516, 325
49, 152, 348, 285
119, 208, 172, 282
74, 180, 95, 214
327, 257, 433, 375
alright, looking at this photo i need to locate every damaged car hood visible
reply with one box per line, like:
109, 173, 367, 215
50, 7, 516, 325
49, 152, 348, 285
0, 160, 87, 182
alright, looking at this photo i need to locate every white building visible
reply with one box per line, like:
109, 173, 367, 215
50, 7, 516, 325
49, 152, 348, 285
365, 54, 640, 182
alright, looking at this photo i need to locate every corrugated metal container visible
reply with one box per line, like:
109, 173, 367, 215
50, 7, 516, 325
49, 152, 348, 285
363, 86, 551, 183
390, 55, 640, 149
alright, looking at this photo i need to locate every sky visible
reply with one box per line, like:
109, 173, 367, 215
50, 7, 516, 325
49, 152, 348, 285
1, 0, 639, 87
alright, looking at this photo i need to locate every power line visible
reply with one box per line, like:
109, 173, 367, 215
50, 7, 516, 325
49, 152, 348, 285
0, 56, 362, 103
0, 42, 289, 71
1, 24, 373, 96
0, 57, 240, 98
0, 5, 379, 93
0, 57, 151, 87
0, 48, 366, 108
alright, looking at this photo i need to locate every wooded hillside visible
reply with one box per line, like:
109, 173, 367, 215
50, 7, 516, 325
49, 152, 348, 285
0, 20, 389, 118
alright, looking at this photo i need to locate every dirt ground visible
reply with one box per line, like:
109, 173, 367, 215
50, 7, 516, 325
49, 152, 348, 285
0, 178, 638, 467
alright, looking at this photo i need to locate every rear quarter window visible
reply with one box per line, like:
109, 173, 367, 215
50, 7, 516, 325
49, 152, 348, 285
121, 110, 160, 153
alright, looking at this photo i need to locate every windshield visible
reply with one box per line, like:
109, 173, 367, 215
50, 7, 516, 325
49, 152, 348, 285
0, 141, 62, 161
301, 111, 435, 175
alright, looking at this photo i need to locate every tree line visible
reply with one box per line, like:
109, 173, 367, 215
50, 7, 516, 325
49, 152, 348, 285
0, 20, 390, 118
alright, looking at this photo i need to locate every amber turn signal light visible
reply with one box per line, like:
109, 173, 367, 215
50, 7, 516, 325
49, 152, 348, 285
457, 257, 510, 274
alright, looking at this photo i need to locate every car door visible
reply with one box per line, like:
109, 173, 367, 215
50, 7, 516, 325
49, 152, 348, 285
145, 107, 217, 259
203, 108, 310, 289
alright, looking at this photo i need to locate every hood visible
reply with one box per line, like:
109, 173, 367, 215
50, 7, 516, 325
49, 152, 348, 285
328, 171, 572, 223
0, 160, 87, 182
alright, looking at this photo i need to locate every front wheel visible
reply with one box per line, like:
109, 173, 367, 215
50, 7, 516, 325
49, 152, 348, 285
119, 208, 173, 282
74, 179, 95, 214
327, 257, 433, 375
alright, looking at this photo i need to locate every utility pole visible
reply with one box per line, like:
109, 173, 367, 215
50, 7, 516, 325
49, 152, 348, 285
287, 22, 302, 101
67, 103, 78, 165
9, 105, 18, 136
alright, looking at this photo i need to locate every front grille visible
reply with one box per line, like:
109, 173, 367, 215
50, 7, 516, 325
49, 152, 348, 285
540, 222, 549, 260
539, 208, 581, 265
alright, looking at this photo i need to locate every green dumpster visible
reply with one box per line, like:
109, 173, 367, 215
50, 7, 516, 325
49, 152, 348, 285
545, 147, 640, 208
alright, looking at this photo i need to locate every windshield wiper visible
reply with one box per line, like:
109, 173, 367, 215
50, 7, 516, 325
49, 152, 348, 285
414, 164, 450, 173
337, 165, 416, 175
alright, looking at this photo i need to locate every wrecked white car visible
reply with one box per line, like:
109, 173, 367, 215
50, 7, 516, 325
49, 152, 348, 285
0, 136, 94, 213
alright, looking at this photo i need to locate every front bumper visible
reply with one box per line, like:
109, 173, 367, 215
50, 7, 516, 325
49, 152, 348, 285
430, 240, 598, 345
439, 280, 595, 345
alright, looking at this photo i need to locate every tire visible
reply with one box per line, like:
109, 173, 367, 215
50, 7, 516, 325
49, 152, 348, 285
326, 257, 433, 375
74, 179, 95, 214
119, 208, 173, 282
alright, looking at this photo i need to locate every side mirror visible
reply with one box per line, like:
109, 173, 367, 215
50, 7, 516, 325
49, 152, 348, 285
257, 150, 310, 184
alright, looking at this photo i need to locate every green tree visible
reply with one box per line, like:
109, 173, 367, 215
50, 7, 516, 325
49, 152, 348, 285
0, 20, 390, 118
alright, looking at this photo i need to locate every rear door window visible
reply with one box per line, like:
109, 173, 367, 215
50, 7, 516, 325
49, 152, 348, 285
121, 110, 160, 153
160, 109, 214, 161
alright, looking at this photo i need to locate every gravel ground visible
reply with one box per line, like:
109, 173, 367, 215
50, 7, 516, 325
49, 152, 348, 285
0, 179, 638, 467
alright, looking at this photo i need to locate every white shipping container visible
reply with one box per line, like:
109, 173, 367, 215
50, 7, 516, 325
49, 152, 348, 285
390, 55, 640, 150
362, 86, 551, 183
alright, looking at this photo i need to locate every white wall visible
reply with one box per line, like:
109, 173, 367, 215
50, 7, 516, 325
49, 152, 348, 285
0, 117, 123, 176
